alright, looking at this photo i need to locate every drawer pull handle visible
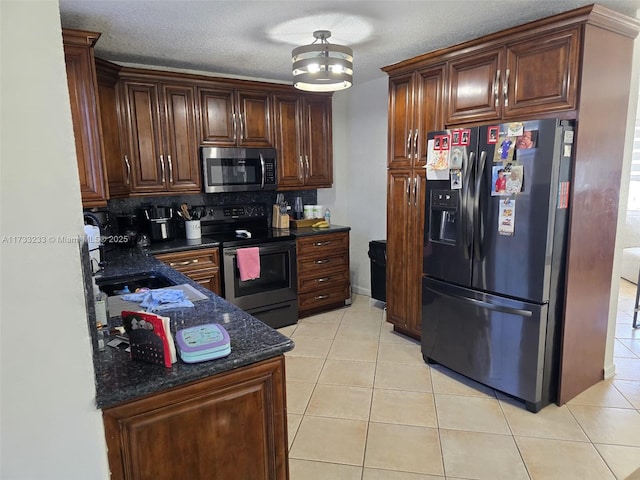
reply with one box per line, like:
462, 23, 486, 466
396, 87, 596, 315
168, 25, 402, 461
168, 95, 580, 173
315, 294, 330, 300
313, 241, 332, 247
314, 259, 330, 264
170, 259, 199, 267
316, 277, 331, 283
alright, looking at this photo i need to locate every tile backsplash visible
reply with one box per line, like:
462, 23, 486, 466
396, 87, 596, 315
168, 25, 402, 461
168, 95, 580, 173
91, 190, 317, 233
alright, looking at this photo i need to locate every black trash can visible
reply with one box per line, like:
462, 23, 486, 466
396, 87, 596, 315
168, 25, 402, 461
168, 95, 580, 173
368, 240, 387, 302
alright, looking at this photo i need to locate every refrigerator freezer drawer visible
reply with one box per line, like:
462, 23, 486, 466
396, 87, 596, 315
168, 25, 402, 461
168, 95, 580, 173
422, 277, 552, 412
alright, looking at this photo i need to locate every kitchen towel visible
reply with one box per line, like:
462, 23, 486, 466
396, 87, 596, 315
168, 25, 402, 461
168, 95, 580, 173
237, 247, 260, 281
122, 288, 195, 312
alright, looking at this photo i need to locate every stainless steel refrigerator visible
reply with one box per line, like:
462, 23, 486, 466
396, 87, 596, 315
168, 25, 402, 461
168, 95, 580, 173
421, 118, 574, 412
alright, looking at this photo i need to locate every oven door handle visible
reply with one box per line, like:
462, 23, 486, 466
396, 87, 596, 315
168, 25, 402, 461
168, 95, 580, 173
224, 242, 295, 256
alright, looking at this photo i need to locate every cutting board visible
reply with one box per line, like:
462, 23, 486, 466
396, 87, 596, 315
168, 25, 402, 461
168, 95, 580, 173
107, 284, 209, 318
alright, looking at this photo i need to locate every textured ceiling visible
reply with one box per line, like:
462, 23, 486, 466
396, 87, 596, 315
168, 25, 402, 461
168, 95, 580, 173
59, 0, 640, 86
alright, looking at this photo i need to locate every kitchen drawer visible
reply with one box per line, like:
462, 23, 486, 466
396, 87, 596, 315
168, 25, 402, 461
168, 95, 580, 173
155, 248, 219, 273
299, 283, 351, 311
155, 248, 221, 294
297, 251, 349, 277
297, 232, 349, 256
298, 268, 350, 294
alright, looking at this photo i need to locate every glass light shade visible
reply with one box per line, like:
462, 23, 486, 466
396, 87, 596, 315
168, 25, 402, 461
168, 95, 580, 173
292, 31, 353, 92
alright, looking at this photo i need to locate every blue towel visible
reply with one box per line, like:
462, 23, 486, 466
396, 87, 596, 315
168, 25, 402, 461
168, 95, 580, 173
122, 288, 194, 312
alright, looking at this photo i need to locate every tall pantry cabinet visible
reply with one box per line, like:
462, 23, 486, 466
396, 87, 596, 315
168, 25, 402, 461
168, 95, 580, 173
385, 67, 445, 338
383, 5, 640, 404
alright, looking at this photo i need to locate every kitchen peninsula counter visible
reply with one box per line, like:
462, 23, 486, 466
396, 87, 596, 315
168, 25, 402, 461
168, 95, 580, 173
93, 247, 294, 409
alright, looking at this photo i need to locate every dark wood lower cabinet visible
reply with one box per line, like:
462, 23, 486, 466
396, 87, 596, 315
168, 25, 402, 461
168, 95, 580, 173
154, 248, 221, 296
103, 356, 289, 480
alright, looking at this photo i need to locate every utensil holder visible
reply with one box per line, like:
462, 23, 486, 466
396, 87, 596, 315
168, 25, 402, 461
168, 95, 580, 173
185, 220, 201, 240
272, 205, 290, 229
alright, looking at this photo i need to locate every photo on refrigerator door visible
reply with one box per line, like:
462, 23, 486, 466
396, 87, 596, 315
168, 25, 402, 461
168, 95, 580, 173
494, 136, 516, 162
515, 130, 538, 150
492, 165, 523, 196
450, 146, 466, 169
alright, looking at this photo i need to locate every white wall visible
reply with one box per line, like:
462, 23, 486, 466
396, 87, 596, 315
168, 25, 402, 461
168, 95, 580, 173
319, 77, 388, 296
0, 1, 109, 479
606, 28, 640, 378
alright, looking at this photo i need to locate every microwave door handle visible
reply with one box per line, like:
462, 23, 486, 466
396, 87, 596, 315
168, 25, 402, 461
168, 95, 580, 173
260, 154, 265, 189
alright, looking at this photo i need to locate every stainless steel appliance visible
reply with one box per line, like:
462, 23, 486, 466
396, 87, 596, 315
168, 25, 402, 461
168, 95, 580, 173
140, 206, 175, 242
199, 204, 298, 329
115, 214, 140, 248
421, 119, 574, 412
201, 147, 277, 193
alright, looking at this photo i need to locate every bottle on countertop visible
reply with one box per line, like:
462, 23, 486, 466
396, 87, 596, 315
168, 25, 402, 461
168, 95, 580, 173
324, 208, 331, 226
93, 278, 108, 350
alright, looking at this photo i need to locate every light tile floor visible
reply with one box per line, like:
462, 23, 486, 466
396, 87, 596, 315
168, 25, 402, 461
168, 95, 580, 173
278, 280, 640, 480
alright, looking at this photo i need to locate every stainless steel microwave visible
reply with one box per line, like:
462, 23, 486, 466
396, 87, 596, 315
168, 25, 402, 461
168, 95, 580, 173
201, 147, 277, 193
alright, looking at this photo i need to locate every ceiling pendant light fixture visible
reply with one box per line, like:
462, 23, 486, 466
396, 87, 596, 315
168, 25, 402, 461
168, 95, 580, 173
291, 30, 353, 92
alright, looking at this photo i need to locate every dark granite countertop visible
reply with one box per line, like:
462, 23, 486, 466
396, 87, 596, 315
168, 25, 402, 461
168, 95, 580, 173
289, 224, 351, 237
93, 248, 294, 410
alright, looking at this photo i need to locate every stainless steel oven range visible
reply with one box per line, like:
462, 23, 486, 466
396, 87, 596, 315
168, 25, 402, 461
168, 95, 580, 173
199, 204, 297, 329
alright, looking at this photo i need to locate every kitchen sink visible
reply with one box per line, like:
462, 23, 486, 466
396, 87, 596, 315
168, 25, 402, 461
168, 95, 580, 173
96, 273, 178, 296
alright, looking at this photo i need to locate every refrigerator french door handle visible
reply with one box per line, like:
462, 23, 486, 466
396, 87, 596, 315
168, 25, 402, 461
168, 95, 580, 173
473, 151, 487, 259
425, 284, 533, 317
462, 151, 475, 259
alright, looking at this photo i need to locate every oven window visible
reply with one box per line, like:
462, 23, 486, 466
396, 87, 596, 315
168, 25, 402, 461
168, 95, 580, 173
232, 250, 291, 297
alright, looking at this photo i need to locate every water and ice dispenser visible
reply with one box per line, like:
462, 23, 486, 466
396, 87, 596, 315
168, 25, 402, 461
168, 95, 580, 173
429, 190, 458, 246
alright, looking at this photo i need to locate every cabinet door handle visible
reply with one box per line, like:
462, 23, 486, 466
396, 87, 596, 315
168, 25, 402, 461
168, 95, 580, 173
316, 277, 331, 283
299, 156, 305, 181
240, 113, 245, 141
406, 130, 412, 156
315, 294, 330, 300
167, 155, 173, 184
124, 155, 131, 186
232, 113, 237, 142
314, 259, 330, 265
169, 259, 199, 267
413, 130, 419, 160
407, 177, 412, 206
503, 68, 510, 107
159, 155, 166, 183
313, 241, 332, 246
494, 69, 501, 107
413, 175, 419, 207
305, 155, 310, 180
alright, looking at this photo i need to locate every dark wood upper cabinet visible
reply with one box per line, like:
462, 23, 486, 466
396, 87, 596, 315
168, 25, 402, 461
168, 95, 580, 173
273, 93, 304, 188
447, 48, 503, 125
446, 27, 580, 125
199, 87, 236, 145
503, 27, 580, 118
199, 87, 273, 147
161, 84, 201, 191
120, 78, 200, 194
388, 66, 445, 169
274, 93, 333, 190
237, 90, 273, 147
95, 59, 129, 198
63, 29, 108, 207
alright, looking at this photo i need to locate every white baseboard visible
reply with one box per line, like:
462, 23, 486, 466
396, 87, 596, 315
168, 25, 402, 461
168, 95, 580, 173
603, 362, 616, 379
